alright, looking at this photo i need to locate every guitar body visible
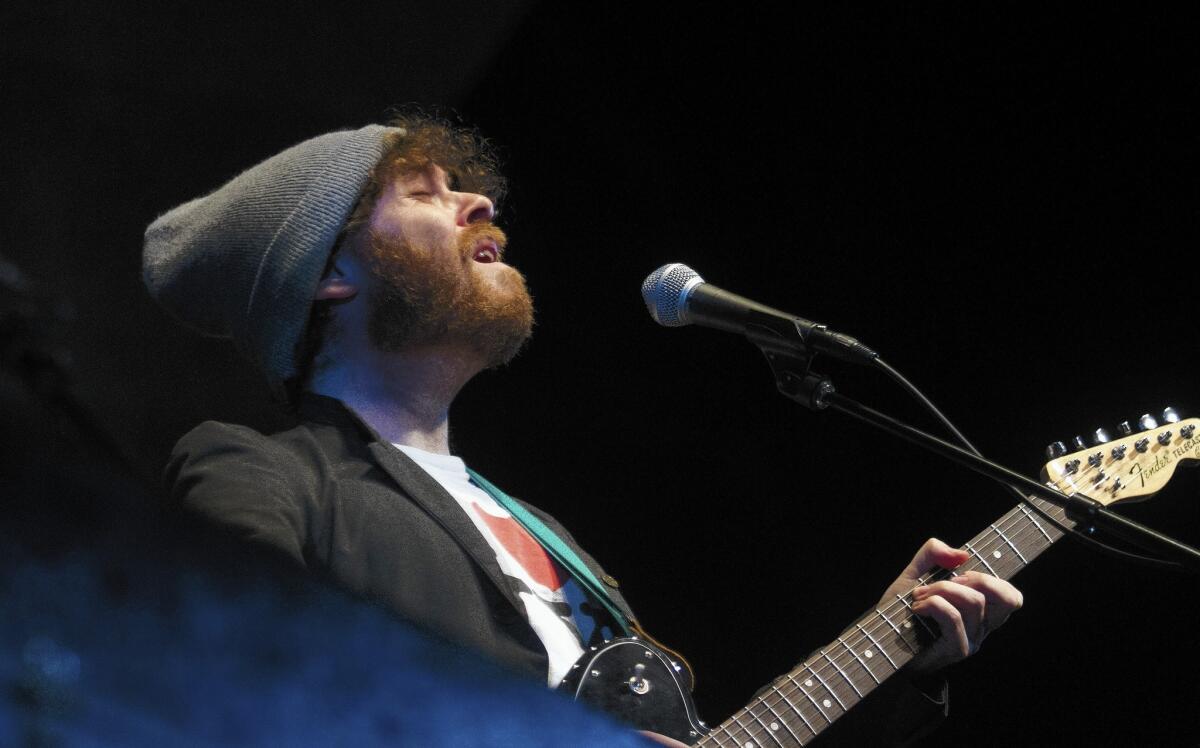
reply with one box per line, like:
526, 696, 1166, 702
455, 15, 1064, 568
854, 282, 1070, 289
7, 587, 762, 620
559, 637, 707, 743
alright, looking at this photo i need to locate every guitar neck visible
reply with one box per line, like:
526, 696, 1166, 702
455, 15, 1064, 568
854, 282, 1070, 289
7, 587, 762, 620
697, 496, 1071, 747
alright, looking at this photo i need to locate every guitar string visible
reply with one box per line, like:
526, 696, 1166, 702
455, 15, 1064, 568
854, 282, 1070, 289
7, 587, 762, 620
741, 507, 1056, 744
701, 500, 1065, 747
711, 505, 1062, 747
703, 511, 1044, 748
705, 553, 994, 743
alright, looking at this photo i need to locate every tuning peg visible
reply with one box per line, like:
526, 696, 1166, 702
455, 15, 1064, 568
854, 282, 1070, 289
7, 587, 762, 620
1182, 424, 1196, 440
1072, 435, 1087, 451
1111, 444, 1128, 460
1117, 421, 1133, 436
1162, 406, 1181, 424
1091, 428, 1111, 444
1138, 414, 1158, 430
1135, 437, 1151, 453
1158, 431, 1174, 446
1046, 441, 1068, 459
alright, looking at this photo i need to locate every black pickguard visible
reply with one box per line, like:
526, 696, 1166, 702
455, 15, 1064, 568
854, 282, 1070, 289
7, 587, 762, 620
558, 637, 708, 743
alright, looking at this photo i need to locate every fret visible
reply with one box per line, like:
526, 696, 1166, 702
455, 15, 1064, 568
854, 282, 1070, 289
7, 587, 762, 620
765, 681, 818, 736
873, 606, 920, 660
964, 540, 999, 576
836, 635, 882, 685
855, 620, 903, 666
730, 711, 759, 744
784, 672, 833, 724
990, 521, 1027, 564
744, 706, 786, 748
896, 593, 938, 640
804, 663, 847, 711
753, 692, 807, 745
820, 650, 863, 698
715, 720, 741, 747
1018, 502, 1055, 544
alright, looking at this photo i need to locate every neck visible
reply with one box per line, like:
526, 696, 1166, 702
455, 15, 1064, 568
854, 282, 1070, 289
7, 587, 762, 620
307, 343, 484, 455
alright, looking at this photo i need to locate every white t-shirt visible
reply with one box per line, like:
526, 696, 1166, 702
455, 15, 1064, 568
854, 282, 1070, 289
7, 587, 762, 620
395, 444, 612, 686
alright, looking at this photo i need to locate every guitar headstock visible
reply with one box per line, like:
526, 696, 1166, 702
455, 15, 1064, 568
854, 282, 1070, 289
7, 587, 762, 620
1040, 409, 1199, 506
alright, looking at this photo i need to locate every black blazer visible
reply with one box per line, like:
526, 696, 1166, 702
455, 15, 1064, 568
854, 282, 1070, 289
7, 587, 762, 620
166, 394, 945, 744
165, 393, 636, 680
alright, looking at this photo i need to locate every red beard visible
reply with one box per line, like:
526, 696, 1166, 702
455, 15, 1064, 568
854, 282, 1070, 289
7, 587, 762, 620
358, 223, 534, 367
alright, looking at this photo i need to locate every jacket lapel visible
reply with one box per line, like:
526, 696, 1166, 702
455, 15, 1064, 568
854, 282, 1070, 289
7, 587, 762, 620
299, 394, 626, 627
365, 441, 526, 615
297, 395, 524, 615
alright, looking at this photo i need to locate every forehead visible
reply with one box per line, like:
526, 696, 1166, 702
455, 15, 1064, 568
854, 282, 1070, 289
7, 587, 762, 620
393, 163, 451, 187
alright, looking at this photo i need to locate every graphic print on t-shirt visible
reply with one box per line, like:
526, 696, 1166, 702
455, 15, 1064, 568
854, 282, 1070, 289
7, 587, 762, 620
392, 442, 618, 683
470, 506, 567, 591
469, 503, 590, 648
469, 503, 615, 648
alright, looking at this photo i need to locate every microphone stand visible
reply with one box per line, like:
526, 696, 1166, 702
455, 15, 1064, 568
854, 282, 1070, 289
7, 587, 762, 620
756, 345, 1200, 574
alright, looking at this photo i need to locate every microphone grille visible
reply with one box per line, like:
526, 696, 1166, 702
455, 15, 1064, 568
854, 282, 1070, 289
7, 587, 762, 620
641, 263, 703, 327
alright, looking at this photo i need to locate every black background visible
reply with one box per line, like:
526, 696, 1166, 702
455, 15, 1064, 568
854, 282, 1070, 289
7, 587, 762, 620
5, 3, 1198, 744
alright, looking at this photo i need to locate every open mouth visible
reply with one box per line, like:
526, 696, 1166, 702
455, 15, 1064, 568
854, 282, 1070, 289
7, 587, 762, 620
472, 239, 500, 264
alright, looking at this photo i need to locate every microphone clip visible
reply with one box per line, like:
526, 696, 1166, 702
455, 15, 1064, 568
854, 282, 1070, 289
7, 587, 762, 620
753, 337, 835, 411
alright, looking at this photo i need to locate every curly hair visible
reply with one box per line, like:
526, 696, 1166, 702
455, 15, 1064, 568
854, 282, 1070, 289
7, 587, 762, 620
287, 112, 507, 404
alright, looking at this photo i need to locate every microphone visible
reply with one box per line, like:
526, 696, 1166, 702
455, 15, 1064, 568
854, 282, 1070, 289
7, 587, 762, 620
640, 263, 877, 365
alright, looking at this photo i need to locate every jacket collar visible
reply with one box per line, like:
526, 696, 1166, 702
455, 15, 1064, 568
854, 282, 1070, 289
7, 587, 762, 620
298, 393, 524, 614
296, 393, 636, 627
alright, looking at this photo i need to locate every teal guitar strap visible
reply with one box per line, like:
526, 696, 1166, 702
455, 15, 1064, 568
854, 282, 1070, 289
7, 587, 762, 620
466, 468, 633, 636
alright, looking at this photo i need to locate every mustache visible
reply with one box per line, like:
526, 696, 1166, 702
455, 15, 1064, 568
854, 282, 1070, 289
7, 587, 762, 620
457, 223, 508, 258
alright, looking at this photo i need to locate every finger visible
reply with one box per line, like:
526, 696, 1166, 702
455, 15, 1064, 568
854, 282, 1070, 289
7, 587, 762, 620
905, 538, 970, 579
946, 571, 1024, 626
912, 594, 970, 661
913, 581, 985, 645
947, 571, 1024, 609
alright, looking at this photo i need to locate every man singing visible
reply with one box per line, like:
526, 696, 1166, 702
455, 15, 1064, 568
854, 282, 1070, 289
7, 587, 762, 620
143, 114, 1021, 745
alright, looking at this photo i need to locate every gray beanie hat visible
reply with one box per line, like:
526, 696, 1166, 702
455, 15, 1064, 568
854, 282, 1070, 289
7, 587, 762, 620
143, 124, 401, 398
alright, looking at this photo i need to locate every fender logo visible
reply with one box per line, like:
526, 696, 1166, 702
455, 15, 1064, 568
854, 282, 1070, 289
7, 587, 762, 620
1128, 451, 1172, 488
1127, 436, 1199, 488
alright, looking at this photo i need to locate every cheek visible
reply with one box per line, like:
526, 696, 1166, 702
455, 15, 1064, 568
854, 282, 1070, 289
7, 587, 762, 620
383, 214, 454, 254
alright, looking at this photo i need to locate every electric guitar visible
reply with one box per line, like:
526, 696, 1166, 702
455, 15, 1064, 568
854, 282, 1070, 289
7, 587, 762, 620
559, 412, 1200, 745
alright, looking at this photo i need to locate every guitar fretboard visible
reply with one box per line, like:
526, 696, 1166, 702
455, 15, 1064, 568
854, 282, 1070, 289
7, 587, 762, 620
697, 496, 1070, 747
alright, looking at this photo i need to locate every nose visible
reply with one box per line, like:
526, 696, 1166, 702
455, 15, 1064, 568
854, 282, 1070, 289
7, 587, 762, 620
457, 192, 494, 226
